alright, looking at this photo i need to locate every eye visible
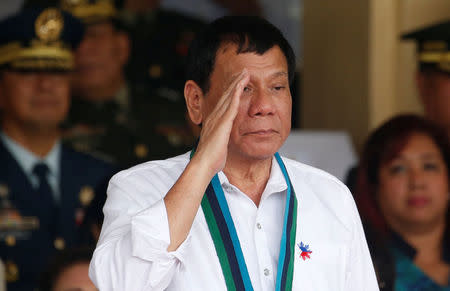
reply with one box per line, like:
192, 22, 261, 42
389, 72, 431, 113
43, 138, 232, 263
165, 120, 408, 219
389, 164, 406, 175
423, 162, 439, 171
243, 86, 252, 93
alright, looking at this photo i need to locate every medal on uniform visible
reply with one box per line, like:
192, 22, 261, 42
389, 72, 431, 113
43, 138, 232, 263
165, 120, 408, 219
190, 150, 298, 291
79, 186, 94, 206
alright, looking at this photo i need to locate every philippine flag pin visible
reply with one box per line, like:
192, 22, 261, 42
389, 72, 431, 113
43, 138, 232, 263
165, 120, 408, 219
298, 242, 312, 260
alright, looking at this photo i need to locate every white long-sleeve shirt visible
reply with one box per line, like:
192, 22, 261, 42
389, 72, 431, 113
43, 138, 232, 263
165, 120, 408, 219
90, 152, 379, 291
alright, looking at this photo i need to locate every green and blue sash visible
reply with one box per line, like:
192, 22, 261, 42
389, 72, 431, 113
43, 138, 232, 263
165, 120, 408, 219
191, 150, 298, 291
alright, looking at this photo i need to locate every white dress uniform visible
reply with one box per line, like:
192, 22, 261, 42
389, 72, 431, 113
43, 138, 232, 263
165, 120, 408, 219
90, 152, 379, 291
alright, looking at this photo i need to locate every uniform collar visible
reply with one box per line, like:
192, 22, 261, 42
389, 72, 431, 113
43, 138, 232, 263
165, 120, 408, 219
0, 131, 61, 181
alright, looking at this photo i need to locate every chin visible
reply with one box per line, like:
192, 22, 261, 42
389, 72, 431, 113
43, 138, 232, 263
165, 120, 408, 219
237, 141, 282, 160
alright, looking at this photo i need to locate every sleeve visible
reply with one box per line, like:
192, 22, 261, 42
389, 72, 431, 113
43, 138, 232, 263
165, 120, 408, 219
89, 172, 192, 291
344, 191, 380, 291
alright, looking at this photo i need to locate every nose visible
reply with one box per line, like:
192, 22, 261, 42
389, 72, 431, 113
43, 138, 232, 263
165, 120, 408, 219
37, 73, 59, 91
248, 88, 276, 117
409, 167, 426, 190
75, 37, 95, 62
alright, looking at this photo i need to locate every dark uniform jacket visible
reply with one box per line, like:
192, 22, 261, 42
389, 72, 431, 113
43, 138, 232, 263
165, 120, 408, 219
0, 139, 116, 291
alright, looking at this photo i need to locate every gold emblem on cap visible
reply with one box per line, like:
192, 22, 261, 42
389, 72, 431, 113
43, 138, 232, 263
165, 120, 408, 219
0, 184, 9, 198
5, 261, 19, 282
5, 235, 16, 247
135, 144, 149, 158
35, 8, 64, 43
79, 186, 94, 206
54, 237, 66, 250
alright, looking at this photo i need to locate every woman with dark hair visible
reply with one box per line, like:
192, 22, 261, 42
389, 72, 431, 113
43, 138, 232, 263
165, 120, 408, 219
356, 114, 450, 290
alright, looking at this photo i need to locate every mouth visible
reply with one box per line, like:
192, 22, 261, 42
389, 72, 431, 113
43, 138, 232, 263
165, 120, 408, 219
407, 196, 431, 207
31, 98, 63, 108
244, 129, 278, 136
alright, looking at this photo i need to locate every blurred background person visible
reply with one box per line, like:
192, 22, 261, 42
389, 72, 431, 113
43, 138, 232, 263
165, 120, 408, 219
22, 0, 195, 167
58, 0, 193, 168
346, 19, 450, 196
356, 114, 450, 290
402, 20, 450, 142
117, 0, 205, 92
39, 247, 96, 291
0, 7, 116, 291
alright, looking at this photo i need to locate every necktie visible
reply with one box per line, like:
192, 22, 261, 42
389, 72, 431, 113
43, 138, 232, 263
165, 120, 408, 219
32, 163, 57, 227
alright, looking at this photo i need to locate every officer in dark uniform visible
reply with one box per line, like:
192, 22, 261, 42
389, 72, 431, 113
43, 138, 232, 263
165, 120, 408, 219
0, 7, 116, 291
402, 19, 450, 141
58, 0, 195, 168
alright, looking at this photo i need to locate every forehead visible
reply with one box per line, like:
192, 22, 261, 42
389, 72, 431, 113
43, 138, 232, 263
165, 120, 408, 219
213, 43, 288, 79
385, 133, 441, 161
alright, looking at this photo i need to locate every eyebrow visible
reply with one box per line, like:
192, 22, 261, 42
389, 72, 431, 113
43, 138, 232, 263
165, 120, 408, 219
229, 71, 288, 81
270, 71, 288, 78
394, 152, 442, 161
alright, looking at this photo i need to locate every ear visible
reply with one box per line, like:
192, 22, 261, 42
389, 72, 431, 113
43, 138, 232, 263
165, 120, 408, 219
184, 80, 204, 125
115, 31, 130, 66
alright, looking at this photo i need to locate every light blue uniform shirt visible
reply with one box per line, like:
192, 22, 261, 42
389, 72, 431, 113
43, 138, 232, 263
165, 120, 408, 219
0, 132, 61, 202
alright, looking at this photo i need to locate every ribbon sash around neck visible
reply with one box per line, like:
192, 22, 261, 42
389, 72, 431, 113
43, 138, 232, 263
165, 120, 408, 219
191, 150, 298, 291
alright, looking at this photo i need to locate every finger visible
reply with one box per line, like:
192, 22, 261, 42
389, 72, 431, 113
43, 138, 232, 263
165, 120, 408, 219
222, 70, 250, 119
211, 69, 249, 118
201, 69, 249, 135
211, 69, 249, 115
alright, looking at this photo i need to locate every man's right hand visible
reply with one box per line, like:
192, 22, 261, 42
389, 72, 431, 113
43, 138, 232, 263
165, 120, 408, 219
192, 69, 250, 177
164, 69, 249, 251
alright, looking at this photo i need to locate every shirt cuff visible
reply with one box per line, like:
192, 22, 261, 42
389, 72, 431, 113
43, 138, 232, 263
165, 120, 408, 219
131, 200, 191, 287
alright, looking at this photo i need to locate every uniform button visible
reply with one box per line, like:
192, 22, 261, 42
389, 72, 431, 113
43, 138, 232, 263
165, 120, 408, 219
256, 223, 262, 229
54, 237, 65, 250
264, 268, 270, 276
5, 235, 16, 246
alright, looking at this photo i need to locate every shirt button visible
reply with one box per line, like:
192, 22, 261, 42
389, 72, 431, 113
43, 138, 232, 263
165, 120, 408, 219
256, 223, 262, 229
264, 268, 270, 276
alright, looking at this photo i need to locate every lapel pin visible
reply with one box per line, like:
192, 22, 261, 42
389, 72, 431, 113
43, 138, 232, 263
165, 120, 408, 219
298, 242, 312, 260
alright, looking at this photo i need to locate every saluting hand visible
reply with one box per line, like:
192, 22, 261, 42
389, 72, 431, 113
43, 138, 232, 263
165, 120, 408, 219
192, 69, 250, 176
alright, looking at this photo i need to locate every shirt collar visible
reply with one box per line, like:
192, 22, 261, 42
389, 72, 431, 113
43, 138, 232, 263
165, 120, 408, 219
217, 155, 288, 200
0, 131, 61, 180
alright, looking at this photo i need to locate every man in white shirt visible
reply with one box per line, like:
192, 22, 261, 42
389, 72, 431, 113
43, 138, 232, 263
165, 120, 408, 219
90, 16, 379, 290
